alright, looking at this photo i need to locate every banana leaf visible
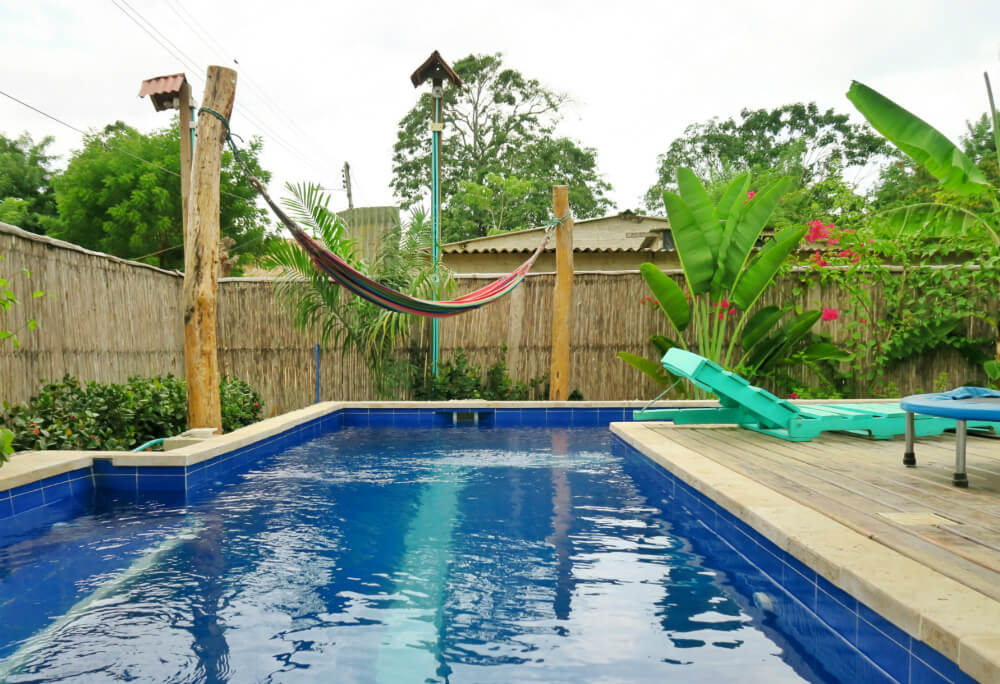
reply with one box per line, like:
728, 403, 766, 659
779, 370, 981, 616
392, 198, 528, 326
731, 225, 807, 311
847, 81, 992, 196
640, 263, 690, 333
741, 305, 789, 352
715, 173, 751, 222
650, 334, 683, 358
676, 168, 723, 264
713, 177, 791, 295
798, 342, 853, 362
617, 352, 671, 387
663, 190, 715, 295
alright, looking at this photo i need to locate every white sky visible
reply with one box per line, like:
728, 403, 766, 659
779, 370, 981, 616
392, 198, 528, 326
2, 1, 999, 220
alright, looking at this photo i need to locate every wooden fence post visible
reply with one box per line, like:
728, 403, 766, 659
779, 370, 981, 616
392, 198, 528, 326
549, 185, 574, 400
183, 65, 236, 431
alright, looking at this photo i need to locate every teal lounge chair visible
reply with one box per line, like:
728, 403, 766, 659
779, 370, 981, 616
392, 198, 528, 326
635, 349, 990, 442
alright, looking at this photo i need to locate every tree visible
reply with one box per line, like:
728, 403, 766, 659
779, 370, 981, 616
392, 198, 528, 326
644, 103, 890, 221
0, 132, 60, 234
51, 121, 272, 272
392, 53, 612, 242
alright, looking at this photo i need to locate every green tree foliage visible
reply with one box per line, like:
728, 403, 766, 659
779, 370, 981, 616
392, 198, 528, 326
392, 53, 612, 242
51, 121, 272, 271
0, 132, 60, 234
644, 103, 889, 223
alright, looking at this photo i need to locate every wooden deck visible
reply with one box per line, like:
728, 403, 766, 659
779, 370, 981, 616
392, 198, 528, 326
645, 424, 1000, 602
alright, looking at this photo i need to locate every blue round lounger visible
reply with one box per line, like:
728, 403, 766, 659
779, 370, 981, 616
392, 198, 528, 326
900, 388, 1000, 488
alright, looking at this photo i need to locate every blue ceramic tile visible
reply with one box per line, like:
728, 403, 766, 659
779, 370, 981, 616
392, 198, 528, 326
817, 575, 857, 612
69, 476, 93, 495
415, 410, 433, 427
546, 409, 573, 426
95, 474, 137, 492
571, 409, 600, 427
369, 411, 393, 427
521, 410, 547, 427
746, 540, 784, 581
42, 481, 72, 504
495, 409, 520, 427
782, 562, 817, 611
598, 408, 625, 424
858, 605, 910, 650
138, 475, 187, 492
40, 472, 72, 487
343, 409, 369, 427
817, 585, 858, 644
857, 617, 909, 683
855, 656, 898, 684
911, 656, 949, 684
477, 411, 495, 427
136, 466, 186, 476
912, 639, 976, 684
187, 467, 208, 488
66, 467, 91, 481
7, 482, 42, 498
0, 496, 13, 519
11, 489, 44, 514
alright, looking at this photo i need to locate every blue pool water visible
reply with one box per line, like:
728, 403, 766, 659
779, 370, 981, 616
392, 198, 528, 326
0, 427, 847, 682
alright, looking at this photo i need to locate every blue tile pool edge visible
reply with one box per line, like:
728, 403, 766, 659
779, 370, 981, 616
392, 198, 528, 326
609, 430, 982, 684
0, 406, 643, 519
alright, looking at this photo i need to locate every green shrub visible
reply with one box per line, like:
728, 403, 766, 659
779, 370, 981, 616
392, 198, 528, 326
2, 374, 263, 452
414, 348, 547, 400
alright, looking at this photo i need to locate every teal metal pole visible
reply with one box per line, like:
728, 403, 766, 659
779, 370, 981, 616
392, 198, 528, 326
431, 95, 441, 376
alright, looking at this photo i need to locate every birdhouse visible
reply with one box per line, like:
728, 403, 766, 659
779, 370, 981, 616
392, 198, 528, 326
410, 51, 463, 90
138, 73, 189, 111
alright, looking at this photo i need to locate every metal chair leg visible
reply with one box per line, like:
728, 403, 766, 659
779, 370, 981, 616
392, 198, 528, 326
903, 411, 916, 467
953, 420, 968, 488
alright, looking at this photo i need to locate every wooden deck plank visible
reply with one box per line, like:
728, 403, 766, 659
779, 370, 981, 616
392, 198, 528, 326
649, 424, 1000, 601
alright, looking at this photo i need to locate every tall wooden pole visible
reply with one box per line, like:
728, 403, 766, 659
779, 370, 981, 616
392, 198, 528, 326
183, 66, 236, 431
178, 79, 193, 243
549, 185, 574, 400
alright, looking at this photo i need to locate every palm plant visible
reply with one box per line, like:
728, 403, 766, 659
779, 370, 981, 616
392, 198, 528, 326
263, 183, 448, 397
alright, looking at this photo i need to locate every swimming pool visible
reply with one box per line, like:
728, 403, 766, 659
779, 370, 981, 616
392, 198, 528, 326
1, 425, 899, 681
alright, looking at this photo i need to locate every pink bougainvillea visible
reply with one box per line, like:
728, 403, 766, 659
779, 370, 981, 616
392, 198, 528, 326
789, 392, 799, 399
805, 220, 832, 243
821, 308, 839, 322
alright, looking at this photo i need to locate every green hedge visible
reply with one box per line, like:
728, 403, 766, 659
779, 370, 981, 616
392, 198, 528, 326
2, 374, 262, 452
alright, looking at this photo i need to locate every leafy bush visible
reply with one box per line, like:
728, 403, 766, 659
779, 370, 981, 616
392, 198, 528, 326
414, 349, 547, 400
2, 374, 262, 453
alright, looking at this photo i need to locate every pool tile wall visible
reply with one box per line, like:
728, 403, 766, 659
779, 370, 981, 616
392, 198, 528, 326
614, 435, 977, 684
0, 467, 93, 521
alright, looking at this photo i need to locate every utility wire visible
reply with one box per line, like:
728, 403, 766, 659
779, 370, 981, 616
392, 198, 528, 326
110, 0, 204, 84
0, 88, 248, 201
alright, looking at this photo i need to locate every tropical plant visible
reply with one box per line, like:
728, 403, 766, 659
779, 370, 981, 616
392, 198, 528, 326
618, 169, 849, 394
847, 78, 1000, 367
264, 183, 444, 397
0, 132, 61, 234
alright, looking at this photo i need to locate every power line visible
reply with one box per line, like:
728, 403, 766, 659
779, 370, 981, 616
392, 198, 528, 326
0, 88, 248, 201
110, 0, 204, 84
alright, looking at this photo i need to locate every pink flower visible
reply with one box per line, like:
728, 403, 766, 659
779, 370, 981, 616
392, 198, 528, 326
859, 317, 868, 323
821, 308, 839, 322
719, 298, 729, 309
843, 229, 855, 234
851, 256, 860, 264
789, 392, 799, 399
744, 190, 756, 205
717, 312, 725, 320
728, 306, 737, 316
827, 238, 840, 246
806, 220, 832, 243
869, 239, 876, 244
810, 251, 828, 268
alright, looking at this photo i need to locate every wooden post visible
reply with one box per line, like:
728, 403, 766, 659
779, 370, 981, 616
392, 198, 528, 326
548, 185, 574, 400
183, 66, 236, 431
178, 79, 193, 243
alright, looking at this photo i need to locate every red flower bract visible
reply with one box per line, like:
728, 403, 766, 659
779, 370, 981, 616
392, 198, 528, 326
821, 308, 839, 322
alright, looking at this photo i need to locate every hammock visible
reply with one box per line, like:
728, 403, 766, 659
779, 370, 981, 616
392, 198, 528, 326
247, 175, 551, 318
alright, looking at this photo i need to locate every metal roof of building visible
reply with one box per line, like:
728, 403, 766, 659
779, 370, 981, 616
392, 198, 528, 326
440, 212, 673, 254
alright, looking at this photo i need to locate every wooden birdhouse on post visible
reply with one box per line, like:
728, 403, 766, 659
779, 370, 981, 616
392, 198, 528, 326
410, 51, 462, 376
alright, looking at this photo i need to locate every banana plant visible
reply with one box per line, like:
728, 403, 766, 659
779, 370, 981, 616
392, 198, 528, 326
618, 168, 849, 391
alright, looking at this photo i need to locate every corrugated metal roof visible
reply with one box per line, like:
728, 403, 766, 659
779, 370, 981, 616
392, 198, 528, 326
440, 213, 672, 254
137, 73, 187, 111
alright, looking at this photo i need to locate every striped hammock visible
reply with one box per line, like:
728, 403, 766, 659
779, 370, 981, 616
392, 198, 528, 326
250, 176, 549, 318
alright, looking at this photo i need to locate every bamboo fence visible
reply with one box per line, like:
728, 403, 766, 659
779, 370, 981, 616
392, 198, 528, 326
1, 223, 990, 414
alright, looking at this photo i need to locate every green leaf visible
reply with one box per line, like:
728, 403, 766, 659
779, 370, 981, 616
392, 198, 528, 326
650, 334, 683, 357
741, 305, 788, 351
715, 173, 750, 222
731, 225, 807, 311
32, 290, 44, 298
799, 342, 853, 362
640, 263, 690, 332
714, 176, 791, 294
676, 168, 723, 264
847, 81, 992, 196
617, 352, 670, 387
662, 191, 714, 295
986, 360, 1000, 381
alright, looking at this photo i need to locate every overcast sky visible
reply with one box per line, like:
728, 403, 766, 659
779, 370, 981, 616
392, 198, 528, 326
2, 1, 999, 220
